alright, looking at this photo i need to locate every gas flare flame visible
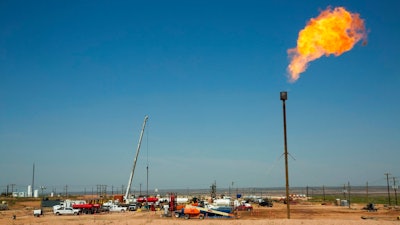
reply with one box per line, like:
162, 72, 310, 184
287, 7, 367, 82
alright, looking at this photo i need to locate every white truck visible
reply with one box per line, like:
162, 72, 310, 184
109, 204, 127, 212
54, 207, 80, 215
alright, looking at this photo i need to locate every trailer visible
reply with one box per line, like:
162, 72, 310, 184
72, 203, 101, 214
174, 206, 235, 219
197, 206, 235, 219
33, 209, 42, 217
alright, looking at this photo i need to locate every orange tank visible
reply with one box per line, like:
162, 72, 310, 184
183, 207, 200, 215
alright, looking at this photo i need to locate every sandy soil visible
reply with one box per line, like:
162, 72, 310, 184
1, 201, 399, 225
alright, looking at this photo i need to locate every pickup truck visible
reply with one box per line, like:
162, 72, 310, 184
235, 203, 253, 211
54, 207, 80, 215
109, 204, 127, 212
259, 199, 273, 207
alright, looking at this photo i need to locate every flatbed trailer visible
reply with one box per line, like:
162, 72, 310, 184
72, 203, 101, 214
197, 206, 235, 218
174, 206, 235, 219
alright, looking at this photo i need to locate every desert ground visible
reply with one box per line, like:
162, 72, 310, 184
1, 200, 400, 225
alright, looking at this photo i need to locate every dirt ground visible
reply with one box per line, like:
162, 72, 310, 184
1, 201, 400, 225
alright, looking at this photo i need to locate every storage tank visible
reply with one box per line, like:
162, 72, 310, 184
27, 185, 32, 197
213, 198, 230, 206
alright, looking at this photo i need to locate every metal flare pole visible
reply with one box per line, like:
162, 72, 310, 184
280, 91, 290, 219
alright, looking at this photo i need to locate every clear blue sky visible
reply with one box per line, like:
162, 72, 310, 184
1, 0, 399, 193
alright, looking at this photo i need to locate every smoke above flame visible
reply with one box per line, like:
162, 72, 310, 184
287, 7, 367, 82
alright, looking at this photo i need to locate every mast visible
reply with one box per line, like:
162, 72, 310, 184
124, 115, 149, 202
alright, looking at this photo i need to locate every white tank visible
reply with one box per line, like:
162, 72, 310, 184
27, 185, 32, 197
213, 198, 230, 206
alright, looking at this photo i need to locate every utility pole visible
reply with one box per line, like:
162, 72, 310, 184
393, 177, 398, 206
306, 186, 309, 199
348, 181, 351, 209
10, 184, 16, 195
65, 185, 68, 198
366, 182, 369, 203
385, 173, 391, 206
210, 181, 217, 199
40, 186, 46, 198
146, 165, 149, 197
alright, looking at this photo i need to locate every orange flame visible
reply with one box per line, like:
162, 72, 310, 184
287, 7, 367, 82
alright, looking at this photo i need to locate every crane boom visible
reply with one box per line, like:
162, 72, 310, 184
124, 115, 149, 203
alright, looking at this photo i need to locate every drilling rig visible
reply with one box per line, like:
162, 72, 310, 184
124, 115, 149, 203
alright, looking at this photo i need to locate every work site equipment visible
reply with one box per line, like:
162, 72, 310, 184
124, 115, 149, 203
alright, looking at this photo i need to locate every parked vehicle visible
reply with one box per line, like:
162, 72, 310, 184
128, 204, 137, 211
363, 203, 377, 212
54, 207, 80, 215
174, 207, 204, 219
175, 205, 235, 219
72, 203, 101, 214
0, 202, 8, 211
101, 205, 110, 212
259, 199, 273, 207
109, 204, 127, 212
235, 203, 253, 211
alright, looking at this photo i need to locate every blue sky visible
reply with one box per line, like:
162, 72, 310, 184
1, 0, 399, 194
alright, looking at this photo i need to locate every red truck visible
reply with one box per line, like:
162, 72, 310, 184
235, 203, 253, 211
72, 203, 101, 214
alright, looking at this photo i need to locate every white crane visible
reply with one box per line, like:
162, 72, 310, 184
124, 115, 149, 203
